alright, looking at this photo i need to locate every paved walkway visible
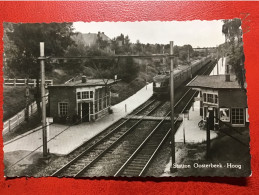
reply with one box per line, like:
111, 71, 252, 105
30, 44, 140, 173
210, 57, 226, 76
4, 83, 153, 155
175, 97, 218, 143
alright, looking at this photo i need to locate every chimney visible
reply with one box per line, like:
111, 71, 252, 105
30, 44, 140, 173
225, 64, 230, 82
225, 74, 230, 82
82, 76, 87, 83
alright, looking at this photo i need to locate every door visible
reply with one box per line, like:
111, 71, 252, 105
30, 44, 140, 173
77, 103, 81, 118
82, 103, 90, 122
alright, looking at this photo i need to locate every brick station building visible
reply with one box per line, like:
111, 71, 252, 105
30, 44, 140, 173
187, 74, 248, 128
48, 76, 117, 123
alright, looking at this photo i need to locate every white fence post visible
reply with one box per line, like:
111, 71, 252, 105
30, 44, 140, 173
8, 120, 11, 132
3, 93, 49, 135
17, 114, 20, 125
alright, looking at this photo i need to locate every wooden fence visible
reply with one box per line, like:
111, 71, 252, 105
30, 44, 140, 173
4, 78, 53, 87
3, 94, 49, 135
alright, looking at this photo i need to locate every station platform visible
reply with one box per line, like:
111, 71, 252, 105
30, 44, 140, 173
4, 83, 153, 156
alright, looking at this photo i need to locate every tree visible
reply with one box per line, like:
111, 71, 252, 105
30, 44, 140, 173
222, 19, 245, 88
222, 19, 242, 44
123, 35, 131, 54
6, 23, 75, 114
118, 57, 139, 82
134, 40, 142, 54
155, 44, 162, 54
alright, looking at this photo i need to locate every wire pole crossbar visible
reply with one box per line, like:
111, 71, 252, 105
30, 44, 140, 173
40, 54, 176, 61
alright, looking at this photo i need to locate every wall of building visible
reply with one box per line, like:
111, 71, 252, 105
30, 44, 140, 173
219, 89, 247, 108
94, 86, 111, 121
219, 89, 248, 127
200, 88, 248, 128
49, 87, 77, 123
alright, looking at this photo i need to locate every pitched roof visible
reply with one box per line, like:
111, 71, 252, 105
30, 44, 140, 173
186, 75, 241, 89
50, 79, 117, 88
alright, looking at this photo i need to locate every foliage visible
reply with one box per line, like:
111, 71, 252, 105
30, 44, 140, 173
228, 44, 245, 87
5, 23, 75, 78
116, 57, 139, 82
5, 23, 75, 114
222, 19, 245, 87
134, 40, 142, 54
222, 19, 242, 44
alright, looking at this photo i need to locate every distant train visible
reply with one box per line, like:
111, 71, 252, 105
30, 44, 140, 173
153, 57, 213, 96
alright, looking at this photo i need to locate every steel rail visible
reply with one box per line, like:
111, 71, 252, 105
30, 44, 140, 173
114, 59, 217, 176
51, 99, 164, 177
138, 59, 217, 175
114, 88, 197, 176
73, 101, 165, 177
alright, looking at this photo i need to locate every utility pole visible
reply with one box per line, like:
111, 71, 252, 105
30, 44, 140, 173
39, 42, 48, 158
25, 78, 29, 122
217, 46, 219, 75
206, 108, 214, 159
188, 48, 190, 65
170, 41, 176, 173
188, 48, 192, 78
146, 64, 148, 90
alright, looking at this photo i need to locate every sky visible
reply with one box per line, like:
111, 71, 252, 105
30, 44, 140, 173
73, 20, 225, 48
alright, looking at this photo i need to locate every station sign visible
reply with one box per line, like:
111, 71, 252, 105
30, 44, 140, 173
219, 108, 230, 122
47, 117, 53, 123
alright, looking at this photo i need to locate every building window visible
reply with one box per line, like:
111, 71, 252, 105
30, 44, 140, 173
59, 102, 68, 116
80, 91, 93, 99
95, 101, 98, 112
203, 93, 207, 102
99, 98, 102, 110
231, 108, 245, 125
77, 92, 81, 99
203, 93, 218, 105
82, 91, 88, 99
207, 94, 214, 103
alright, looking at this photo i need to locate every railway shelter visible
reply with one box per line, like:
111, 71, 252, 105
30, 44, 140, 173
48, 76, 117, 123
187, 74, 248, 128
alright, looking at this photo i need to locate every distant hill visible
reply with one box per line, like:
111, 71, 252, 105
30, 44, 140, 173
73, 32, 111, 47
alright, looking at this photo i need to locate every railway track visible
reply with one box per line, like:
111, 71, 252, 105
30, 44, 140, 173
114, 90, 197, 177
114, 59, 217, 177
51, 59, 217, 177
51, 98, 165, 177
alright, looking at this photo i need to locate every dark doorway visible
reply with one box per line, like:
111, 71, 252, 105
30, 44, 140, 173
82, 103, 89, 122
77, 103, 81, 118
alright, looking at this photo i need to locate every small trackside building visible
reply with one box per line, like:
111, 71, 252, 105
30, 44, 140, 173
48, 76, 117, 123
187, 75, 248, 128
